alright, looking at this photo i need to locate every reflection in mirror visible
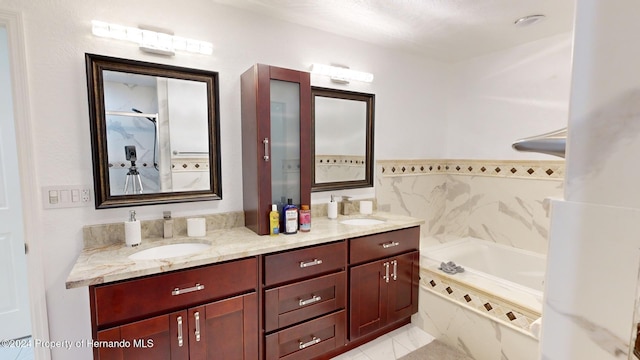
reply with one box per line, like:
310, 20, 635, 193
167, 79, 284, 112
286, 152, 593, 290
311, 87, 374, 191
86, 54, 221, 208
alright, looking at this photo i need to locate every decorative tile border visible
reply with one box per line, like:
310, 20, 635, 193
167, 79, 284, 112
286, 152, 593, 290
171, 158, 210, 172
378, 159, 565, 180
109, 161, 156, 169
420, 267, 541, 336
315, 155, 366, 166
109, 157, 211, 172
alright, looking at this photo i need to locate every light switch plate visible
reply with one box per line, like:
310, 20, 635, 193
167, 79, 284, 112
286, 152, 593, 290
42, 185, 93, 209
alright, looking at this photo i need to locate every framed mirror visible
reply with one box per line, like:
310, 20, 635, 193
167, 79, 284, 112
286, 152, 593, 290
86, 53, 222, 208
311, 87, 375, 191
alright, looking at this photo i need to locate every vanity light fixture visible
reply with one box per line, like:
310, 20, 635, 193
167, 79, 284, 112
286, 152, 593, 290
91, 20, 213, 56
310, 63, 374, 83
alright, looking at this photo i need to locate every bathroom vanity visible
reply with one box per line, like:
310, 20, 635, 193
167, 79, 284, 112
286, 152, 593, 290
67, 213, 423, 360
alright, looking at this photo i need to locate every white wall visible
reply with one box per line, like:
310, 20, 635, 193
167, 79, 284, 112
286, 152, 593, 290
446, 32, 573, 159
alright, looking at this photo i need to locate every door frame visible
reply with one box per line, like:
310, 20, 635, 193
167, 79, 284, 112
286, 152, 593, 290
0, 9, 51, 360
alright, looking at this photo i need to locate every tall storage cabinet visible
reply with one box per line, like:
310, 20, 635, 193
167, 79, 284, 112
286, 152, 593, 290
241, 64, 311, 235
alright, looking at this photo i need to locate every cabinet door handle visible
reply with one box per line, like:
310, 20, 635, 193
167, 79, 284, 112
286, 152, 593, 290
382, 262, 390, 283
299, 259, 323, 268
263, 138, 270, 161
194, 311, 201, 342
177, 316, 184, 347
381, 241, 400, 249
299, 295, 322, 307
299, 336, 321, 349
391, 260, 398, 281
172, 283, 205, 296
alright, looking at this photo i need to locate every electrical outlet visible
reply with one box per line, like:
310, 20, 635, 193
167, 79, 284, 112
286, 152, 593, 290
43, 186, 93, 209
81, 189, 91, 203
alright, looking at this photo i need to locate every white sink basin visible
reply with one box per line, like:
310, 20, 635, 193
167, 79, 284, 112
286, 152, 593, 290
340, 218, 386, 226
129, 243, 210, 261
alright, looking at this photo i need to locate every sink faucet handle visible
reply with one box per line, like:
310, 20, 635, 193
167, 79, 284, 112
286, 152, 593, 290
342, 196, 352, 202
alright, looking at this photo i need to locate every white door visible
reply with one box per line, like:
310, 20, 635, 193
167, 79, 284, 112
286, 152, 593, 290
0, 25, 32, 340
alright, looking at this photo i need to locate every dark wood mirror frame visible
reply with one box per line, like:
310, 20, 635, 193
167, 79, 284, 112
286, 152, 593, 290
311, 87, 375, 192
86, 53, 222, 208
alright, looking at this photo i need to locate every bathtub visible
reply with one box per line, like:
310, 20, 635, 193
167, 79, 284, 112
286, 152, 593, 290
424, 238, 546, 296
419, 237, 546, 334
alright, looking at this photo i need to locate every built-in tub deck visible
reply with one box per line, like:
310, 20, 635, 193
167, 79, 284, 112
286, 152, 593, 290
420, 238, 545, 337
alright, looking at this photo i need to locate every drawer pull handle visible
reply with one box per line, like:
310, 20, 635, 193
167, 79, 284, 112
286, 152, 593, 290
177, 316, 183, 347
392, 260, 398, 281
383, 262, 390, 283
172, 283, 205, 296
299, 336, 321, 349
263, 138, 270, 161
194, 311, 201, 342
381, 241, 400, 249
299, 295, 322, 307
299, 259, 323, 268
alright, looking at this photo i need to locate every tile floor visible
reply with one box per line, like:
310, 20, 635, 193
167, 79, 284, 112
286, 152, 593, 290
0, 325, 434, 360
331, 324, 436, 360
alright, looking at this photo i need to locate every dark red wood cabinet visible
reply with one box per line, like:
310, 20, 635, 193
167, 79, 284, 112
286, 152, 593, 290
263, 241, 348, 359
348, 227, 420, 340
350, 251, 419, 339
88, 227, 420, 360
240, 63, 312, 235
90, 258, 258, 360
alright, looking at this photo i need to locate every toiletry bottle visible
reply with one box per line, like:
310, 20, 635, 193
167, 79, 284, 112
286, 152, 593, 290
269, 204, 280, 236
299, 205, 311, 232
163, 211, 173, 239
283, 198, 298, 234
328, 195, 338, 219
125, 210, 142, 247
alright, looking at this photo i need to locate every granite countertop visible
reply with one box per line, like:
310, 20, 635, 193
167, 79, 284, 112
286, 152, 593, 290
66, 212, 424, 289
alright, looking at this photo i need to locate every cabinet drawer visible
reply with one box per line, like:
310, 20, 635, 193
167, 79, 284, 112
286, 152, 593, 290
349, 227, 419, 265
265, 271, 346, 332
265, 310, 346, 360
92, 257, 257, 328
264, 241, 346, 287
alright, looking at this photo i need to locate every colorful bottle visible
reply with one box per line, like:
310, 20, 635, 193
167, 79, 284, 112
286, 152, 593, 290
283, 198, 298, 235
299, 205, 311, 232
269, 204, 280, 236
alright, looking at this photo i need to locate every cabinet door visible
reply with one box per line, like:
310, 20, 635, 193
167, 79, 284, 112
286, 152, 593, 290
189, 293, 258, 360
387, 251, 419, 324
349, 260, 388, 339
96, 310, 188, 360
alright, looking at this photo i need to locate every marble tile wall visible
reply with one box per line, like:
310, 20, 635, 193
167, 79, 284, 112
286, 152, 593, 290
314, 155, 366, 184
415, 286, 541, 360
420, 267, 540, 334
541, 200, 640, 359
376, 159, 565, 254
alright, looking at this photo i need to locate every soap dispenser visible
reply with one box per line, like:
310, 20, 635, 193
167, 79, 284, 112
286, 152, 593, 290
125, 210, 142, 247
327, 195, 338, 219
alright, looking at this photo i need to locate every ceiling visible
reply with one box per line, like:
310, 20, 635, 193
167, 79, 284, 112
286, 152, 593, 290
214, 0, 575, 62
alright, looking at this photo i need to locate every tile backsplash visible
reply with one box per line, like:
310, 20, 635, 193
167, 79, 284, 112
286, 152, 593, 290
83, 211, 245, 248
377, 159, 565, 254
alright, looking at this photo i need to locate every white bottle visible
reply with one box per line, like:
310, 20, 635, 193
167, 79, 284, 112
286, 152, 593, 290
125, 210, 142, 247
328, 195, 338, 219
